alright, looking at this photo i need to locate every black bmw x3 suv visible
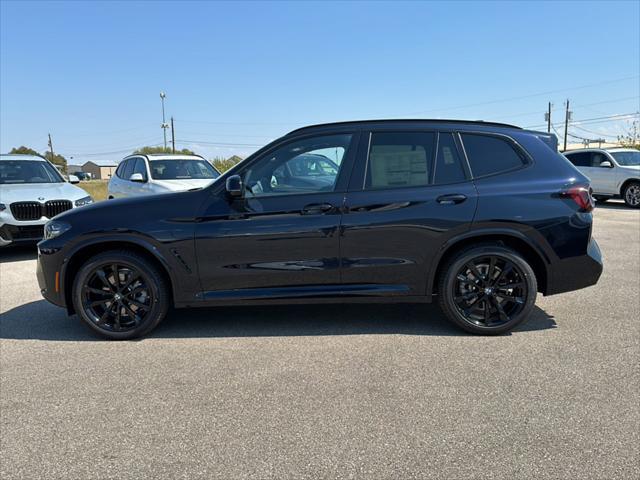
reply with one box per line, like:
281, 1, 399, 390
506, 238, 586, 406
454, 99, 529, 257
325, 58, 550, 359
37, 119, 603, 339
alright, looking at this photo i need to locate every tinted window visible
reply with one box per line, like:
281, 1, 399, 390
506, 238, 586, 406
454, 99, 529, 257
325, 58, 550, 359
461, 134, 526, 177
132, 158, 148, 178
366, 132, 435, 189
564, 152, 590, 167
434, 133, 466, 184
244, 134, 352, 197
590, 152, 609, 167
150, 159, 219, 180
121, 159, 135, 179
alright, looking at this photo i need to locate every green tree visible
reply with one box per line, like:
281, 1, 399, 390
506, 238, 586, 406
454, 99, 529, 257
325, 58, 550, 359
618, 119, 639, 150
212, 155, 243, 172
133, 146, 195, 155
43, 151, 68, 172
9, 146, 43, 157
9, 146, 67, 172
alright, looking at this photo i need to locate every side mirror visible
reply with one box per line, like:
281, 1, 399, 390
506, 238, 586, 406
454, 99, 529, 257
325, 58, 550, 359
599, 160, 613, 168
226, 175, 243, 197
68, 174, 80, 184
129, 173, 146, 182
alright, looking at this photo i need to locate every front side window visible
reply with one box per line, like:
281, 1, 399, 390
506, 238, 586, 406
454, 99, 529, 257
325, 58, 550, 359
244, 134, 352, 197
0, 160, 64, 184
590, 152, 609, 167
121, 159, 135, 179
132, 158, 148, 179
366, 132, 435, 189
461, 133, 526, 177
563, 152, 591, 167
150, 159, 220, 180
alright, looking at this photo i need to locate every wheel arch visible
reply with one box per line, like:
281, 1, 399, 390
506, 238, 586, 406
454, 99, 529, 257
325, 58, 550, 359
428, 231, 550, 297
62, 238, 174, 315
620, 177, 640, 196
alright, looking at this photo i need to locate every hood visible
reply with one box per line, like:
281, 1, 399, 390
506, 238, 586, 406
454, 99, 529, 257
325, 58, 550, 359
0, 182, 88, 204
152, 178, 215, 192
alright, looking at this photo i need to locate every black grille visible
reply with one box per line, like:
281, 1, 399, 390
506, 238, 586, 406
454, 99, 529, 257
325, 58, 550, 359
10, 202, 42, 221
0, 224, 44, 241
45, 200, 72, 218
9, 200, 72, 221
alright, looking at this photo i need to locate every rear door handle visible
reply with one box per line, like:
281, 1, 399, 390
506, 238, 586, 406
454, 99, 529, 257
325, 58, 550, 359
436, 194, 467, 205
301, 203, 335, 215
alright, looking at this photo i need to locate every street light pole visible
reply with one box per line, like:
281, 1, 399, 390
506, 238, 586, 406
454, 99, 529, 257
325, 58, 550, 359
160, 92, 168, 151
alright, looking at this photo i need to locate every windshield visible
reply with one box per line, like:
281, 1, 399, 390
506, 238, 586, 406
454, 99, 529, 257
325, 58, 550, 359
610, 151, 640, 166
0, 160, 64, 184
149, 159, 220, 180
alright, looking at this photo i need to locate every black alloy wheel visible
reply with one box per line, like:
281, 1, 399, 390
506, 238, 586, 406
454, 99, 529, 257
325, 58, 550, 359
73, 250, 169, 339
439, 245, 537, 335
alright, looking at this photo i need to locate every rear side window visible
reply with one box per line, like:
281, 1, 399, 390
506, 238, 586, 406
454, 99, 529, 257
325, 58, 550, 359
434, 133, 466, 184
366, 132, 435, 189
461, 133, 526, 177
564, 152, 591, 167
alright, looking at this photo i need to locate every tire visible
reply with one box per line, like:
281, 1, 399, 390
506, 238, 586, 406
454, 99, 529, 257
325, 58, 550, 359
622, 181, 640, 208
72, 250, 170, 340
438, 245, 537, 335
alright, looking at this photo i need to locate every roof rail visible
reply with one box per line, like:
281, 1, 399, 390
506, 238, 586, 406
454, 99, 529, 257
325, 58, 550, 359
286, 118, 522, 136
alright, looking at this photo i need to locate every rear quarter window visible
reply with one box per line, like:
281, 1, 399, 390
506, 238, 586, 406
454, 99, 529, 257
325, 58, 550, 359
461, 133, 527, 177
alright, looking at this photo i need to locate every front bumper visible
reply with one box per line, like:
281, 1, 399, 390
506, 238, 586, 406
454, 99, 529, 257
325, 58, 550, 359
36, 243, 67, 308
0, 222, 46, 246
547, 238, 603, 295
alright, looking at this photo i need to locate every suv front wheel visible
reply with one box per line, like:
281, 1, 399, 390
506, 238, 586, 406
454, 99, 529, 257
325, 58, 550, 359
72, 250, 170, 340
438, 245, 537, 335
622, 181, 640, 208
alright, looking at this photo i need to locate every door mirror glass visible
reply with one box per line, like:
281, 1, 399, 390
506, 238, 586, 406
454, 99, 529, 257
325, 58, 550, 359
599, 160, 613, 168
226, 174, 243, 197
68, 174, 80, 184
129, 172, 146, 182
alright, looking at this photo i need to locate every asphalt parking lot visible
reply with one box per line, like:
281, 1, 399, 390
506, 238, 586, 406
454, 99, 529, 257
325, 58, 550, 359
1, 202, 638, 479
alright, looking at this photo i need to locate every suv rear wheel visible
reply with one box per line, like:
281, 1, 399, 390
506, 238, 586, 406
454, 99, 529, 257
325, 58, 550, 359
438, 245, 537, 335
622, 181, 640, 208
72, 250, 169, 340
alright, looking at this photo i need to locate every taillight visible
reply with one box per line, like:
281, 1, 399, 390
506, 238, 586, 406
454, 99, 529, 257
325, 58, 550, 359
561, 184, 595, 212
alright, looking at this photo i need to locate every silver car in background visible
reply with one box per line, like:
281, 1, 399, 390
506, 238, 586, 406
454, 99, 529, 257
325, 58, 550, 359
107, 154, 221, 199
0, 154, 93, 246
563, 148, 640, 208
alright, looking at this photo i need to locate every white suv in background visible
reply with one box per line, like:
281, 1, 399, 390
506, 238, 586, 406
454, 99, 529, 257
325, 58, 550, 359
107, 154, 221, 199
0, 154, 93, 247
563, 148, 640, 208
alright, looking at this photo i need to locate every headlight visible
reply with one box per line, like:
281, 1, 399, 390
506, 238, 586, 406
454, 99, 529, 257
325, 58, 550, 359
75, 196, 93, 207
44, 221, 71, 240
0, 203, 6, 212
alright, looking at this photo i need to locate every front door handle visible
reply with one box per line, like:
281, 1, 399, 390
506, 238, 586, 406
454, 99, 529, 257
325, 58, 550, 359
301, 203, 335, 215
436, 194, 467, 205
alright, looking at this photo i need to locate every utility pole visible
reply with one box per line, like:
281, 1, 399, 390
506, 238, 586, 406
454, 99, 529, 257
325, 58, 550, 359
171, 117, 175, 153
47, 133, 55, 161
545, 102, 552, 133
160, 92, 168, 151
563, 99, 571, 151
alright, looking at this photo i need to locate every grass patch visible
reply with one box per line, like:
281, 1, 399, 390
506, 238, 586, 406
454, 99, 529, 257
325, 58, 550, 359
77, 180, 109, 202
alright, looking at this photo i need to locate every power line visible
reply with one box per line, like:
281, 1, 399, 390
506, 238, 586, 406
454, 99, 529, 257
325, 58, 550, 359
524, 112, 639, 130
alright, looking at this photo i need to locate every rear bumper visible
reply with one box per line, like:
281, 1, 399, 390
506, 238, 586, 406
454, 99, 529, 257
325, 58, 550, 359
546, 238, 603, 295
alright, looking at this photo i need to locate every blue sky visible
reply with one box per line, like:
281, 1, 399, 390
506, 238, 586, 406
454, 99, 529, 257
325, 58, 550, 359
1, 0, 639, 163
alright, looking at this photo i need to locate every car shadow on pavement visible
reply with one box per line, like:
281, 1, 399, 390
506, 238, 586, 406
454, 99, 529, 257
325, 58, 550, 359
0, 300, 556, 341
595, 200, 632, 210
0, 246, 38, 263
